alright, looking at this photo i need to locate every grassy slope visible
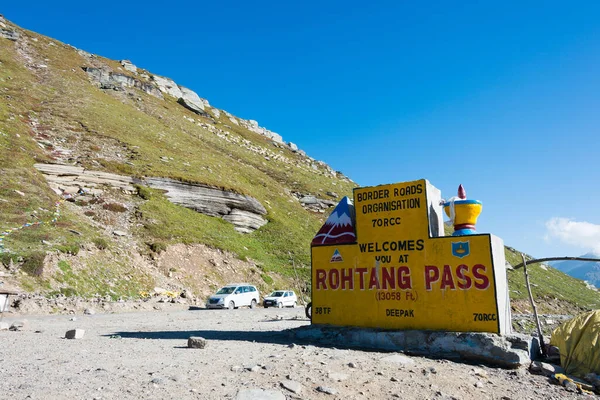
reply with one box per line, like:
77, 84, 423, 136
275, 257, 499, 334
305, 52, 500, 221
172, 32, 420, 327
1, 23, 599, 312
0, 25, 353, 297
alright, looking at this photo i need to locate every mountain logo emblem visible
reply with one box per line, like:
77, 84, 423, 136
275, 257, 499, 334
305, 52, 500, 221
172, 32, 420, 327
312, 196, 356, 246
330, 249, 343, 262
451, 241, 470, 258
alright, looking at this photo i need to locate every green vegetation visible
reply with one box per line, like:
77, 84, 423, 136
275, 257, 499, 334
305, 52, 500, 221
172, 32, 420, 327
50, 256, 154, 299
504, 247, 600, 314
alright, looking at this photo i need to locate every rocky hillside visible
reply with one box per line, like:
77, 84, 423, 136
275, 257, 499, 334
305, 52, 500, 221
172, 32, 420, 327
1, 16, 599, 316
0, 15, 353, 301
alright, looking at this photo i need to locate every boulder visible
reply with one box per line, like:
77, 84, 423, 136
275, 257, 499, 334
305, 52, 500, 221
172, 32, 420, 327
65, 329, 85, 339
288, 142, 299, 152
9, 320, 28, 331
299, 196, 319, 205
120, 60, 137, 73
151, 75, 183, 99
280, 380, 303, 394
187, 336, 207, 349
210, 108, 221, 119
178, 87, 209, 114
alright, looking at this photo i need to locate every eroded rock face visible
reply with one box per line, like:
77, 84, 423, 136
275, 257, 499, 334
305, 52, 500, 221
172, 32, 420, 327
34, 164, 268, 233
82, 67, 163, 98
144, 177, 267, 233
0, 28, 19, 41
34, 163, 138, 193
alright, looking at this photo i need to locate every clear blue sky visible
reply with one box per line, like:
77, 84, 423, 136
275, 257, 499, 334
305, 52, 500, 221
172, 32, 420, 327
3, 1, 600, 258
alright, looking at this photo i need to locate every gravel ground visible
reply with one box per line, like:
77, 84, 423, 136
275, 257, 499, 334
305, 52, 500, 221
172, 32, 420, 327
0, 306, 588, 400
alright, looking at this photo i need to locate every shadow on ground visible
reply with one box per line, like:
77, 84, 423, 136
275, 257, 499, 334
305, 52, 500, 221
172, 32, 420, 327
102, 329, 295, 345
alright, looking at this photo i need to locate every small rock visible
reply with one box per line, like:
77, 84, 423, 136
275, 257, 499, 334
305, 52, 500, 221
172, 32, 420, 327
113, 230, 127, 237
9, 320, 28, 331
0, 322, 9, 331
187, 336, 207, 349
231, 366, 243, 372
246, 365, 261, 373
475, 381, 484, 388
529, 361, 564, 377
288, 343, 296, 348
70, 317, 77, 321
84, 308, 95, 315
348, 362, 358, 368
280, 380, 303, 394
151, 377, 165, 385
563, 380, 578, 392
65, 329, 85, 339
316, 386, 338, 395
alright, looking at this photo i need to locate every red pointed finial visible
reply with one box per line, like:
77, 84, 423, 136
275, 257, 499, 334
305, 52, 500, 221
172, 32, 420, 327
457, 184, 466, 199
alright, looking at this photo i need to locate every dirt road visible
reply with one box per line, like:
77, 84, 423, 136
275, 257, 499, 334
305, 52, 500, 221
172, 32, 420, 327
0, 306, 582, 399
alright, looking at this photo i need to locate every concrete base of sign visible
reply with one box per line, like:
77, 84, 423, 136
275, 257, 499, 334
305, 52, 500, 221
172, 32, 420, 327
291, 325, 540, 369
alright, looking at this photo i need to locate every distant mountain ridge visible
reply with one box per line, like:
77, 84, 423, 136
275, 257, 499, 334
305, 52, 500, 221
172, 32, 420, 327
550, 252, 600, 289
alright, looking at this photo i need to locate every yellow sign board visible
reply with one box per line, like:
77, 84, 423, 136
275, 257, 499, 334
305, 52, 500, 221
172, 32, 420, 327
311, 179, 510, 334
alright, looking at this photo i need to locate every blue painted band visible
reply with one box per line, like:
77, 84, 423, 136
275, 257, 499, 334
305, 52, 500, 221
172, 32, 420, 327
443, 200, 482, 206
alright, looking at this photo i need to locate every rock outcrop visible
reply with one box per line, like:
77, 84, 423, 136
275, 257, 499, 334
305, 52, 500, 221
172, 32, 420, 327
34, 163, 137, 194
178, 87, 210, 116
0, 28, 19, 41
34, 164, 268, 233
240, 119, 284, 144
76, 38, 349, 183
293, 192, 337, 213
151, 75, 183, 99
144, 178, 267, 233
0, 15, 19, 41
82, 67, 163, 98
120, 60, 137, 73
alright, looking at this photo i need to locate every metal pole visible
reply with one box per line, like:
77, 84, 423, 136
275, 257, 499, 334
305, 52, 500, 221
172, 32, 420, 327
521, 253, 547, 358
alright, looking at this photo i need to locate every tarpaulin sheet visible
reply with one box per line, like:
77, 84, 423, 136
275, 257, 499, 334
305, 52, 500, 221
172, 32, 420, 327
550, 310, 600, 377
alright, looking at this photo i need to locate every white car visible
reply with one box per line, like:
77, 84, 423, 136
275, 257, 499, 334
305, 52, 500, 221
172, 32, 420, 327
205, 284, 260, 310
263, 290, 297, 308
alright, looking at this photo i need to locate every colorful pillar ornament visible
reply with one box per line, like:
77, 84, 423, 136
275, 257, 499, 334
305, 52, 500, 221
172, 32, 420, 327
443, 184, 482, 236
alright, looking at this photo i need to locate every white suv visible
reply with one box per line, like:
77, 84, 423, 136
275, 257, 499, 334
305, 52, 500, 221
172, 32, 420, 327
205, 284, 259, 310
263, 290, 297, 308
